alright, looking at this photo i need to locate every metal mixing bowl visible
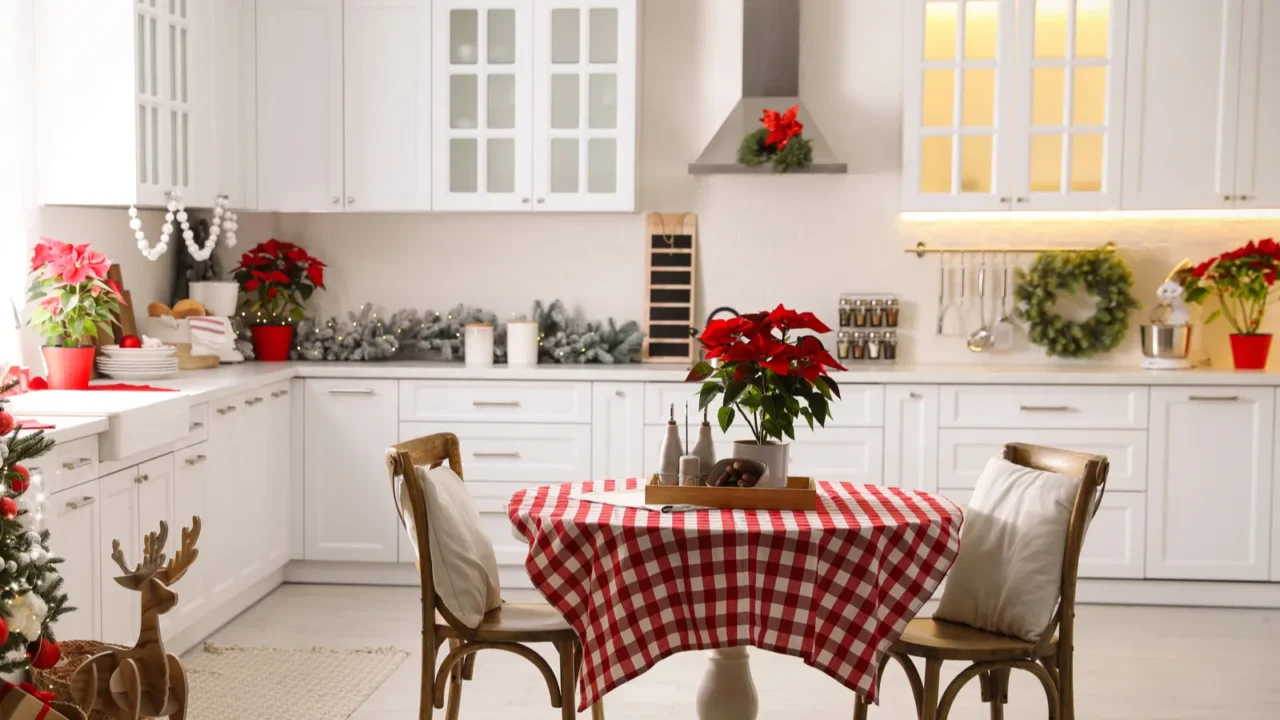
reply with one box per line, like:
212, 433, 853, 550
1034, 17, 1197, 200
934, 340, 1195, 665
1140, 325, 1191, 359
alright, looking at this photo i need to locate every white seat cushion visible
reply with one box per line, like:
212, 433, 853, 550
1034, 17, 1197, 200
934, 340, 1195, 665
935, 456, 1082, 642
398, 465, 502, 628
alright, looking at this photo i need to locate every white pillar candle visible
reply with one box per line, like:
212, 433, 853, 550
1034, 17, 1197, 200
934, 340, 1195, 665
506, 321, 539, 367
464, 323, 494, 368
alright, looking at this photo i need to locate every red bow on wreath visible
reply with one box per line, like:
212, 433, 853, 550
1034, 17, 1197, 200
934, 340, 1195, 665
761, 105, 804, 149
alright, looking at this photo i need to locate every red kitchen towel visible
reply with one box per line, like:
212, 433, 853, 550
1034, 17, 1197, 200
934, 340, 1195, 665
16, 420, 55, 430
28, 378, 178, 392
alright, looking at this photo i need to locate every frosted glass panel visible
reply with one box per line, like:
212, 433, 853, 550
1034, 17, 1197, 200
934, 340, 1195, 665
1070, 134, 1104, 191
450, 10, 478, 64
488, 74, 516, 129
923, 69, 955, 127
921, 136, 953, 193
180, 28, 188, 102
550, 139, 579, 193
1030, 134, 1062, 191
588, 138, 616, 193
137, 105, 147, 182
960, 135, 993, 192
1076, 0, 1109, 58
1073, 66, 1106, 126
589, 74, 617, 129
551, 9, 580, 64
169, 25, 176, 100
488, 10, 516, 64
589, 8, 618, 63
551, 74, 579, 129
1032, 67, 1065, 126
962, 68, 995, 127
1034, 0, 1068, 58
450, 139, 478, 193
924, 3, 957, 61
181, 112, 188, 187
170, 110, 178, 185
487, 138, 515, 193
965, 1, 999, 59
136, 14, 145, 90
450, 75, 478, 129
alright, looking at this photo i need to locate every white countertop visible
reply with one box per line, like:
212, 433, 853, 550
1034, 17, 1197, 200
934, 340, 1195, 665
14, 416, 109, 446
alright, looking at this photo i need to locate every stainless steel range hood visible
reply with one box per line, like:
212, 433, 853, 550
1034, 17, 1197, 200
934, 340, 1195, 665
688, 0, 846, 175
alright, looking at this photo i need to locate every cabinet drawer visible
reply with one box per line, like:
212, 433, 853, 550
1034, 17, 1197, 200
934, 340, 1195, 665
400, 381, 591, 424
938, 429, 1147, 491
645, 382, 885, 427
176, 403, 209, 450
44, 437, 100, 494
940, 385, 1148, 429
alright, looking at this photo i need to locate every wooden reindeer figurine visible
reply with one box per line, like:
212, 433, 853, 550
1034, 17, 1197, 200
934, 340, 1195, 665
71, 517, 201, 720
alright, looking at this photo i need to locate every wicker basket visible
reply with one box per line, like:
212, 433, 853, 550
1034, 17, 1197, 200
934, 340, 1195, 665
30, 639, 126, 720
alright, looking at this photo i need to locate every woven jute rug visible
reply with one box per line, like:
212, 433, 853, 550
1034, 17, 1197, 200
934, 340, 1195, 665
183, 643, 408, 719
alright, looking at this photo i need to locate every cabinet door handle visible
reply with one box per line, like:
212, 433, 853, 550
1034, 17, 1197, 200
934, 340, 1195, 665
999, 196, 1011, 203
909, 392, 923, 399
280, 389, 290, 396
536, 198, 546, 204
473, 452, 521, 459
1015, 197, 1029, 203
347, 196, 355, 204
189, 421, 205, 431
65, 497, 96, 511
472, 400, 520, 407
217, 405, 238, 415
521, 197, 531, 204
1189, 395, 1239, 402
134, 474, 150, 484
1224, 195, 1235, 201
615, 390, 626, 397
62, 458, 93, 471
1239, 195, 1255, 201
327, 388, 375, 395
245, 397, 263, 406
1019, 405, 1072, 412
185, 454, 209, 466
331, 196, 340, 204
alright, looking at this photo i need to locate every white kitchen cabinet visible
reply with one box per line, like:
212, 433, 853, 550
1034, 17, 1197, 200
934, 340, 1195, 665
591, 382, 645, 480
1079, 492, 1146, 579
234, 391, 270, 584
99, 467, 141, 646
938, 428, 1148, 491
884, 385, 939, 492
36, 0, 215, 207
304, 380, 401, 562
256, 0, 345, 211
47, 485, 101, 643
207, 398, 243, 606
169, 442, 210, 636
1147, 388, 1273, 581
264, 383, 293, 571
136, 454, 174, 552
1234, 0, 1280, 209
903, 0, 1126, 211
213, 0, 259, 210
344, 0, 433, 211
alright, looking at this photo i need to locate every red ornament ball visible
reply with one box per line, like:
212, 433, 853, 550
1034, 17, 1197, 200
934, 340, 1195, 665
120, 334, 143, 349
0, 410, 14, 435
27, 638, 60, 670
0, 497, 17, 520
8, 465, 29, 494
0, 616, 8, 646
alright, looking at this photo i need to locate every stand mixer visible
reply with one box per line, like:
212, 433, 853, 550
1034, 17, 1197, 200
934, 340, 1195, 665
1141, 275, 1193, 370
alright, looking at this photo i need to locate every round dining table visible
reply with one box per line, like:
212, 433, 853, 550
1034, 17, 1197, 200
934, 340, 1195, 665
508, 478, 963, 720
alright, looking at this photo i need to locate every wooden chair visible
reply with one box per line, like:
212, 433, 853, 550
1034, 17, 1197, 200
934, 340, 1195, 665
386, 432, 605, 720
854, 442, 1109, 720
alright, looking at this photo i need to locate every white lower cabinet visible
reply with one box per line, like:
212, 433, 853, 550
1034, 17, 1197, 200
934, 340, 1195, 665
884, 386, 939, 492
264, 383, 293, 570
47, 484, 100, 642
98, 467, 142, 646
304, 380, 401, 562
207, 398, 244, 606
1078, 493, 1147, 580
938, 428, 1148, 492
1147, 387, 1274, 581
169, 442, 211, 637
591, 382, 645, 480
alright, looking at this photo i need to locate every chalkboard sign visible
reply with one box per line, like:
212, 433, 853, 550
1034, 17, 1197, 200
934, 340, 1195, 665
643, 213, 697, 363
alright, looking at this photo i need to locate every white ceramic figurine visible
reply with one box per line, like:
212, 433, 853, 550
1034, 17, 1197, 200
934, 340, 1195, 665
1155, 279, 1190, 326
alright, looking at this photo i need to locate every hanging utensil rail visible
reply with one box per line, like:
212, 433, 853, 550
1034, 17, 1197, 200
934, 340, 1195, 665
907, 241, 1117, 258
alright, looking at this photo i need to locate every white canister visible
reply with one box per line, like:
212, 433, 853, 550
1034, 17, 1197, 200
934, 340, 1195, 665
507, 321, 539, 367
188, 281, 240, 317
464, 323, 494, 368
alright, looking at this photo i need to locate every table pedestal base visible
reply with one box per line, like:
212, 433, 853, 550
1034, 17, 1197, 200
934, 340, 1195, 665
695, 647, 758, 720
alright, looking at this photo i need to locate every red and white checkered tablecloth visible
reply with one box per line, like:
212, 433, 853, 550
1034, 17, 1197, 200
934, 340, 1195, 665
508, 479, 964, 710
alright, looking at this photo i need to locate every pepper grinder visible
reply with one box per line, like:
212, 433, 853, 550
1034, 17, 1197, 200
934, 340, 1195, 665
658, 403, 684, 485
692, 410, 717, 485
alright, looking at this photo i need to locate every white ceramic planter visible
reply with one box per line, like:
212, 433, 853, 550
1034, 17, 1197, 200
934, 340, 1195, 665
731, 440, 789, 488
188, 281, 239, 316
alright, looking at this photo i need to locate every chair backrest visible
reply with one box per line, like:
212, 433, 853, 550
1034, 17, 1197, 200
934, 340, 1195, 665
385, 431, 473, 633
1001, 442, 1109, 658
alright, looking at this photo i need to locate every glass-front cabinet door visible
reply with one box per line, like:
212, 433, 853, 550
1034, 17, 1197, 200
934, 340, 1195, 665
1012, 0, 1127, 209
532, 0, 636, 211
432, 0, 533, 211
903, 0, 1016, 212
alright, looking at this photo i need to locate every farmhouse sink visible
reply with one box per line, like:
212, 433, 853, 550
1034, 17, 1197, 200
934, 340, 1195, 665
5, 390, 189, 461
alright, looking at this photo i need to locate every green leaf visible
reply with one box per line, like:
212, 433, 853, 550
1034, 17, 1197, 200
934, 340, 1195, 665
698, 382, 723, 411
1205, 309, 1222, 324
816, 375, 841, 400
686, 360, 714, 382
288, 306, 305, 321
717, 406, 736, 433
723, 380, 748, 405
799, 406, 815, 431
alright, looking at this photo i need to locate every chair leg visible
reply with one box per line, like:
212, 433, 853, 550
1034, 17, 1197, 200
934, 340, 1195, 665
920, 659, 942, 720
986, 668, 1010, 720
853, 693, 868, 720
444, 639, 464, 720
558, 641, 577, 720
462, 653, 477, 681
421, 633, 440, 720
1057, 651, 1074, 720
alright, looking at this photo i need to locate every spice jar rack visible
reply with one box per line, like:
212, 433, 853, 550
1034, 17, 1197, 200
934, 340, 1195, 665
837, 293, 899, 364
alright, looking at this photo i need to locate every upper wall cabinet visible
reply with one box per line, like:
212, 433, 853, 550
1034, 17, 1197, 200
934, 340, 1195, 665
903, 0, 1128, 212
433, 0, 637, 212
1123, 0, 1280, 209
37, 0, 217, 208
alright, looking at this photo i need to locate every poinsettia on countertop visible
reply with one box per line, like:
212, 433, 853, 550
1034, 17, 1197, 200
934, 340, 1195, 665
687, 305, 845, 445
26, 238, 122, 347
232, 239, 326, 325
1183, 238, 1280, 335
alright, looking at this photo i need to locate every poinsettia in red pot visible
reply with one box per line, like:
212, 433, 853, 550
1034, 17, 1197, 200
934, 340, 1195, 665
232, 239, 326, 362
686, 306, 845, 487
1184, 238, 1280, 369
26, 238, 123, 389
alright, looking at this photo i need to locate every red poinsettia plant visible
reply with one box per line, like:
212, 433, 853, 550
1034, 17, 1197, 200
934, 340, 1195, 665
1183, 238, 1280, 335
26, 238, 122, 347
231, 239, 326, 325
687, 306, 845, 445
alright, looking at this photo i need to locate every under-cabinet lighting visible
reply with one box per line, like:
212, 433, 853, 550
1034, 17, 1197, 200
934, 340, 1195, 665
901, 209, 1280, 222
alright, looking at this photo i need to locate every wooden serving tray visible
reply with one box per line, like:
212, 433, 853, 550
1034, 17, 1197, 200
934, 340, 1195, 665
645, 474, 818, 511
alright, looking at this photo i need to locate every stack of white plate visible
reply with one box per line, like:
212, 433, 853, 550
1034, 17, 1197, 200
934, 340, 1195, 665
97, 345, 180, 380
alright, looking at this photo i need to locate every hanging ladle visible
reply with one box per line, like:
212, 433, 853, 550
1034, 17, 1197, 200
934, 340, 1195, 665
967, 253, 994, 352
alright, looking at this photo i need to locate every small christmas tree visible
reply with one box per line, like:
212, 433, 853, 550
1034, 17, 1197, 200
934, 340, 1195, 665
0, 381, 72, 673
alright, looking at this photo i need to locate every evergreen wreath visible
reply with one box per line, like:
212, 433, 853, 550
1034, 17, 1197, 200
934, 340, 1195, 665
737, 106, 814, 173
1015, 249, 1139, 358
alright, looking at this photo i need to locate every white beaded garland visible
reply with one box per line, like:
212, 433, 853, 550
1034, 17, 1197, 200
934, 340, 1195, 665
130, 191, 238, 261
131, 191, 186, 261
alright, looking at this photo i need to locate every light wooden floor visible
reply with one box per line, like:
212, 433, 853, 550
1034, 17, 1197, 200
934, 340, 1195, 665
193, 584, 1280, 719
